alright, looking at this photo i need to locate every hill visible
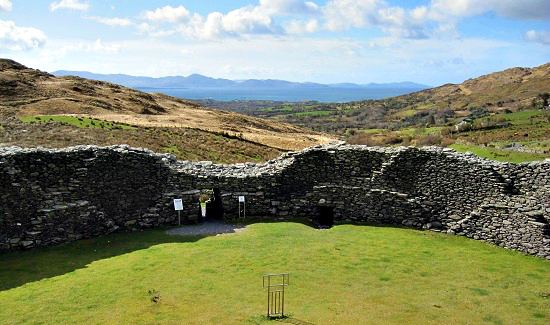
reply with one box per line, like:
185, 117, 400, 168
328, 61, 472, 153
52, 69, 429, 91
0, 59, 334, 162
208, 62, 549, 162
220, 62, 549, 131
52, 70, 429, 102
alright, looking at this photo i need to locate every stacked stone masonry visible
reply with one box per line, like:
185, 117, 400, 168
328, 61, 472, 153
0, 144, 548, 260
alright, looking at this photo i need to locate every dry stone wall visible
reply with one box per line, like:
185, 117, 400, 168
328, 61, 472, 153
1, 144, 549, 260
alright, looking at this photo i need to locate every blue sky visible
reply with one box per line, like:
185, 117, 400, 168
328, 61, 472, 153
0, 0, 549, 85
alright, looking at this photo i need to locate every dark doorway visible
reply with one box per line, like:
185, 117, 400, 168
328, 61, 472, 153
205, 188, 224, 220
317, 206, 334, 228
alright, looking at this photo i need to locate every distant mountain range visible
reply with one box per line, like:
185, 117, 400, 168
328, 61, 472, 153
52, 70, 429, 91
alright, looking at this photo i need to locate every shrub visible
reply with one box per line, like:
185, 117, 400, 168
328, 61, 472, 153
199, 193, 211, 203
440, 137, 455, 146
416, 134, 442, 146
440, 127, 453, 136
347, 133, 403, 146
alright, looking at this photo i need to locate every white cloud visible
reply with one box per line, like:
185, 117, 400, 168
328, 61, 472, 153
258, 0, 319, 15
377, 6, 429, 39
323, 0, 382, 31
322, 0, 432, 39
88, 16, 132, 27
285, 19, 319, 34
218, 6, 274, 35
179, 6, 278, 39
50, 0, 89, 12
525, 30, 550, 45
86, 38, 119, 53
0, 0, 12, 12
319, 0, 550, 40
138, 0, 550, 42
430, 0, 550, 20
142, 1, 321, 39
0, 20, 46, 50
138, 22, 176, 37
144, 5, 190, 23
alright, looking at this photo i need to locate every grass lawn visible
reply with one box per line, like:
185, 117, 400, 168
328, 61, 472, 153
0, 223, 549, 324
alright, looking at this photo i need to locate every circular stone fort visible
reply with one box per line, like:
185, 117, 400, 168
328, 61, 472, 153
0, 143, 549, 259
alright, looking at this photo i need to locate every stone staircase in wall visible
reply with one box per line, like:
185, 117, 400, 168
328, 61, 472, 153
446, 196, 550, 258
369, 151, 400, 184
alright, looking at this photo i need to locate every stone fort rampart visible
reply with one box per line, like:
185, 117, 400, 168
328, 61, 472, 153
1, 144, 549, 259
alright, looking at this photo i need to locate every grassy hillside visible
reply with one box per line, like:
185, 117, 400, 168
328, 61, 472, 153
205, 63, 550, 162
347, 109, 550, 162
0, 223, 548, 324
2, 58, 549, 163
0, 59, 334, 162
226, 62, 550, 133
0, 112, 282, 163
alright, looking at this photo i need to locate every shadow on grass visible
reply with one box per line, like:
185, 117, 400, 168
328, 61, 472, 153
0, 220, 317, 292
276, 317, 316, 325
0, 218, 431, 292
0, 228, 205, 292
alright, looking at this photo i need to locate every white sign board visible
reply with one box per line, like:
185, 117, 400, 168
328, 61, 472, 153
238, 196, 245, 203
173, 199, 183, 211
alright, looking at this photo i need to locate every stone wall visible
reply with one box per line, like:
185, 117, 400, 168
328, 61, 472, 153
1, 144, 548, 260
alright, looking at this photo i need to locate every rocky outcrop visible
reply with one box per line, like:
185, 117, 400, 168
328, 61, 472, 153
0, 144, 548, 259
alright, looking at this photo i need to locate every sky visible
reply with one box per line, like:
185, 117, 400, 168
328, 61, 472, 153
0, 0, 549, 85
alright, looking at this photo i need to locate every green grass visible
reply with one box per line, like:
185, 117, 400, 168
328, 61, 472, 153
1, 223, 549, 324
503, 110, 546, 124
19, 115, 136, 130
398, 126, 444, 137
393, 109, 417, 118
161, 145, 181, 156
292, 110, 333, 117
450, 143, 549, 163
412, 102, 436, 110
260, 105, 294, 113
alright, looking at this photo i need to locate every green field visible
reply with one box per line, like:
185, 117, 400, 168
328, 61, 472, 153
19, 115, 136, 130
397, 126, 445, 137
0, 223, 548, 324
502, 110, 546, 124
292, 110, 333, 117
450, 143, 549, 163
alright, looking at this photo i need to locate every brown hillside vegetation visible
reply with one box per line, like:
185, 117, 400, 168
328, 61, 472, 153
401, 63, 550, 112
0, 59, 335, 162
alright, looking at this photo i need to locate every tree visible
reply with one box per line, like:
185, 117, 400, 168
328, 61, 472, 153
540, 93, 550, 108
533, 93, 550, 109
426, 114, 436, 127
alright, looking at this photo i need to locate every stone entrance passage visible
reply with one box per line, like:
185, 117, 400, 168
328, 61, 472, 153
205, 188, 224, 220
317, 206, 334, 228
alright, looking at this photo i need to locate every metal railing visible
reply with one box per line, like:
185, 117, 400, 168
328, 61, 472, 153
263, 273, 290, 318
